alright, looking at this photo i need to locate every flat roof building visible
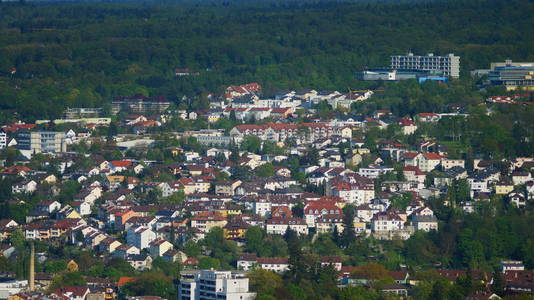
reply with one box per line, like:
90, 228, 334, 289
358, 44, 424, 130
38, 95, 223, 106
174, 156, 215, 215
16, 131, 67, 154
391, 53, 460, 78
111, 94, 170, 115
359, 68, 446, 82
178, 270, 256, 300
488, 60, 534, 91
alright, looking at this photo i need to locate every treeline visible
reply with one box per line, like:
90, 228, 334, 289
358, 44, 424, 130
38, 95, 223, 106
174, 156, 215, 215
0, 0, 532, 120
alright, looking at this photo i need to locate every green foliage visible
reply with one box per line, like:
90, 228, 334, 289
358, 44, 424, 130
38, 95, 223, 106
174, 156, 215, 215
48, 272, 86, 291
198, 257, 221, 270
44, 260, 68, 274
151, 257, 181, 278
182, 240, 201, 258
339, 204, 356, 248
255, 163, 275, 177
123, 273, 176, 300
245, 226, 288, 258
390, 193, 412, 210
201, 227, 238, 269
241, 135, 262, 154
312, 233, 342, 256
248, 269, 284, 297
9, 228, 25, 249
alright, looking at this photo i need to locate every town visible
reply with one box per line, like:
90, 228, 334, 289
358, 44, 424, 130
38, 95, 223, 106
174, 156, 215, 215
0, 0, 533, 299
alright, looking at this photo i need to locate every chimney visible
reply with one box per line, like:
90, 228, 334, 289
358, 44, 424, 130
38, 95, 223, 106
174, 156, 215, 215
29, 242, 35, 291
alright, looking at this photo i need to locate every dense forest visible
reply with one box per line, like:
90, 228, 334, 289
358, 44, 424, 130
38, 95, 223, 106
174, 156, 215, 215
0, 0, 533, 121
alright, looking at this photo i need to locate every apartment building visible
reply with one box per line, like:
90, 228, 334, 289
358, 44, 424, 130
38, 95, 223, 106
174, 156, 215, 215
16, 131, 67, 153
178, 270, 256, 300
391, 52, 460, 78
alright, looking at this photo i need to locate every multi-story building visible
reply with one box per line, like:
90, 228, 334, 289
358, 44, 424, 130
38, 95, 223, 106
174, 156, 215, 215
488, 60, 534, 90
230, 123, 351, 143
190, 212, 227, 233
63, 107, 103, 119
16, 131, 67, 154
178, 270, 256, 300
0, 131, 6, 149
111, 94, 170, 114
126, 225, 156, 250
265, 217, 308, 235
391, 53, 460, 78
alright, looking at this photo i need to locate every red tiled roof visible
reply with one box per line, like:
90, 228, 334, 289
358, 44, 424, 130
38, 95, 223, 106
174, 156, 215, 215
117, 277, 135, 287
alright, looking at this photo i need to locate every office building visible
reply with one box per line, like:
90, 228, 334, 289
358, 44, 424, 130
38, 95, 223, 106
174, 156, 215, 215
178, 270, 256, 300
16, 131, 67, 154
488, 60, 534, 90
111, 94, 171, 115
391, 53, 460, 78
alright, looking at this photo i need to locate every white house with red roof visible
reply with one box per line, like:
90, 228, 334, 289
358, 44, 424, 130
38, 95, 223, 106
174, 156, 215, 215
371, 211, 404, 232
329, 181, 375, 205
401, 152, 421, 167
398, 118, 417, 135
55, 286, 90, 300
415, 113, 440, 122
265, 217, 308, 235
418, 153, 444, 172
403, 166, 426, 183
225, 82, 262, 100
304, 201, 342, 227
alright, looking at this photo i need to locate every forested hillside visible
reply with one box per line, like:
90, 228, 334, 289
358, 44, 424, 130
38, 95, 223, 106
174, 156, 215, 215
0, 0, 532, 121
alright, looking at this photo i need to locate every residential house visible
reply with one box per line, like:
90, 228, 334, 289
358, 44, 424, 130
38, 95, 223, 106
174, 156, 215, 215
190, 212, 227, 234
113, 244, 140, 259
411, 215, 439, 232
265, 217, 308, 235
403, 166, 426, 183
148, 238, 173, 257
508, 191, 527, 207
126, 254, 152, 271
512, 171, 532, 186
126, 225, 156, 250
11, 180, 37, 194
304, 201, 342, 227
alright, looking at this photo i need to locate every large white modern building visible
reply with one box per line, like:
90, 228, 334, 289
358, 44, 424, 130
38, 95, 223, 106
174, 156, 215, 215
178, 270, 256, 300
16, 131, 67, 153
391, 52, 460, 78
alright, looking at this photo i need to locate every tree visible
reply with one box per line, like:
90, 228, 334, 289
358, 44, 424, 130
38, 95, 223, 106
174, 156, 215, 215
241, 135, 262, 153
44, 260, 68, 274
351, 262, 390, 281
123, 273, 176, 300
248, 269, 283, 296
182, 240, 201, 257
198, 257, 221, 269
48, 272, 86, 291
151, 257, 181, 278
339, 204, 356, 248
231, 165, 252, 180
9, 228, 25, 249
491, 270, 504, 296
245, 226, 265, 254
255, 163, 275, 177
